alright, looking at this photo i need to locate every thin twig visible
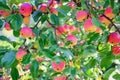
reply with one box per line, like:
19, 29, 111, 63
32, 18, 41, 29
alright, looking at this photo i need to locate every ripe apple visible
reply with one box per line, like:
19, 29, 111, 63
20, 2, 32, 17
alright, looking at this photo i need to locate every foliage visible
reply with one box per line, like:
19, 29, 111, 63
0, 0, 120, 80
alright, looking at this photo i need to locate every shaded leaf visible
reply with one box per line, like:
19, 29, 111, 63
11, 68, 19, 80
30, 60, 39, 78
0, 36, 10, 42
1, 51, 16, 68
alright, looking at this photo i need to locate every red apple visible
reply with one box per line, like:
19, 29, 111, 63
16, 48, 27, 60
104, 6, 114, 19
76, 10, 87, 22
108, 32, 120, 45
20, 27, 35, 38
112, 46, 120, 55
20, 2, 32, 17
52, 61, 65, 72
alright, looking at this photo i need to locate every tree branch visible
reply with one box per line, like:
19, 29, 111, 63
86, 2, 120, 33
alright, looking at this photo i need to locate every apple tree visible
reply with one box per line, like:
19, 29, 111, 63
0, 0, 120, 80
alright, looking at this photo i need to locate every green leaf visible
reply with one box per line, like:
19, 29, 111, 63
6, 14, 23, 30
41, 14, 48, 24
88, 33, 100, 43
109, 0, 114, 8
0, 48, 8, 55
0, 19, 3, 28
59, 5, 70, 13
0, 1, 10, 10
57, 48, 73, 60
32, 11, 42, 22
57, 8, 67, 18
11, 68, 19, 80
57, 5, 70, 18
70, 67, 77, 78
50, 14, 59, 26
103, 0, 109, 8
30, 60, 39, 78
83, 46, 97, 54
100, 54, 113, 69
85, 58, 96, 69
30, 0, 38, 7
42, 49, 55, 58
32, 27, 40, 37
13, 30, 20, 37
1, 51, 16, 68
103, 68, 115, 80
92, 17, 101, 27
0, 36, 10, 42
22, 53, 31, 64
81, 0, 88, 10
9, 0, 30, 5
113, 73, 120, 80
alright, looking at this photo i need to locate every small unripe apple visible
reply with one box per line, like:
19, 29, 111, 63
20, 2, 32, 17
112, 46, 120, 55
16, 48, 27, 60
52, 61, 65, 72
84, 18, 97, 32
76, 10, 87, 22
108, 32, 120, 45
4, 22, 11, 31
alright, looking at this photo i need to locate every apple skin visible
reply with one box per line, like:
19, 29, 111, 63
20, 27, 35, 38
52, 61, 65, 72
112, 46, 120, 55
76, 10, 87, 22
20, 2, 32, 17
104, 6, 114, 19
108, 32, 120, 45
